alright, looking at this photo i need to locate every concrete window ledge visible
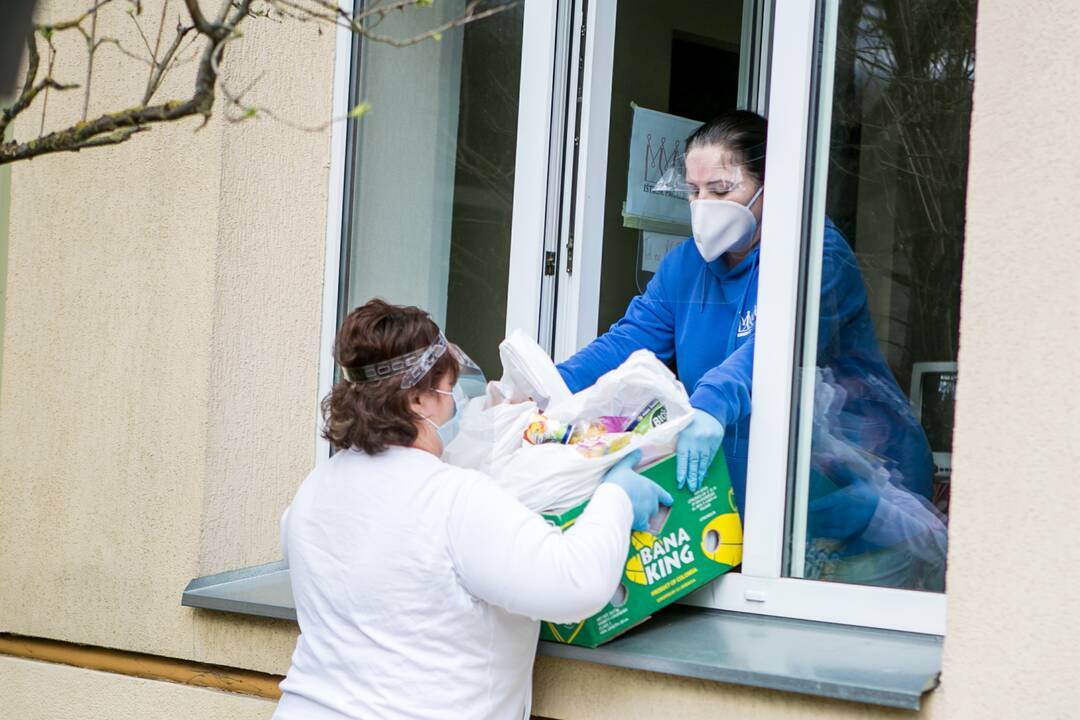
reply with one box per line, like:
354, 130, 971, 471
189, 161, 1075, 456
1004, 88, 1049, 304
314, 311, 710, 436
183, 562, 941, 710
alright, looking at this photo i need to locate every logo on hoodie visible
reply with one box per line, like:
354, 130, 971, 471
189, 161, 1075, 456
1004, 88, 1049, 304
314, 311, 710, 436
737, 306, 757, 338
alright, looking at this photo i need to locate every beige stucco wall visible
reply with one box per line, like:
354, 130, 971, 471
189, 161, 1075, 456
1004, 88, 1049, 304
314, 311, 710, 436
0, 0, 326, 674
0, 655, 275, 720
3, 0, 1080, 718
936, 0, 1080, 716
0, 117, 10, 388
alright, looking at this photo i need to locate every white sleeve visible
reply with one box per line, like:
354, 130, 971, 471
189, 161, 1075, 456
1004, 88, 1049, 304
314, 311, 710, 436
446, 473, 633, 623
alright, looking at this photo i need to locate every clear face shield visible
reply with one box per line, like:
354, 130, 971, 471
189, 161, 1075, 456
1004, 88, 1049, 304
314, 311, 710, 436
651, 153, 753, 202
341, 333, 486, 399
648, 143, 768, 201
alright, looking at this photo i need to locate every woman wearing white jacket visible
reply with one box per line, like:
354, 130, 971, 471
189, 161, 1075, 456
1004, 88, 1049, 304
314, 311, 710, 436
274, 299, 671, 720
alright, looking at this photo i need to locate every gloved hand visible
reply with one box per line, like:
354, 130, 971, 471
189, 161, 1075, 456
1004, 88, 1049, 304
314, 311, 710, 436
602, 450, 675, 531
676, 409, 725, 493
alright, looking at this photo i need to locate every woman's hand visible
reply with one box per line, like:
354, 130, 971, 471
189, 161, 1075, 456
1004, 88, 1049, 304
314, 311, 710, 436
602, 450, 674, 531
676, 409, 725, 492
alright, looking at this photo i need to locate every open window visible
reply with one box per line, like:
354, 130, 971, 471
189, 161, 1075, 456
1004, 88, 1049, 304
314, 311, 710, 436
188, 0, 976, 708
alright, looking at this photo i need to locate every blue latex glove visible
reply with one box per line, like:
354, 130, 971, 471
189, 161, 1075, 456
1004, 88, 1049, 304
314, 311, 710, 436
676, 409, 726, 493
602, 450, 675, 531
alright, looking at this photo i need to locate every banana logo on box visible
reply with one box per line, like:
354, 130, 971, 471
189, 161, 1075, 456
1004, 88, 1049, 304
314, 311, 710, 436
700, 512, 742, 566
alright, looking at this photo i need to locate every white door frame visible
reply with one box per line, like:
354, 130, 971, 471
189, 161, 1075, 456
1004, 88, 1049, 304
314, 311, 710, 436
504, 0, 564, 344
551, 0, 618, 362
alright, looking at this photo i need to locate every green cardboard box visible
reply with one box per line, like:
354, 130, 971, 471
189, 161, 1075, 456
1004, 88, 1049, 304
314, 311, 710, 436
539, 453, 742, 648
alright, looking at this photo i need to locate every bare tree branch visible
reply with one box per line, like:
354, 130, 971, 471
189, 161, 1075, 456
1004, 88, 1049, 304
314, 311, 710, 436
0, 0, 517, 164
182, 0, 217, 36
0, 35, 41, 137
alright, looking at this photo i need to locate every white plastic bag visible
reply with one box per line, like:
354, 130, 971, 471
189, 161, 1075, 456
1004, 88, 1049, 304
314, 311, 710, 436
444, 336, 694, 514
443, 396, 537, 477
444, 331, 566, 475
486, 329, 572, 410
494, 350, 694, 514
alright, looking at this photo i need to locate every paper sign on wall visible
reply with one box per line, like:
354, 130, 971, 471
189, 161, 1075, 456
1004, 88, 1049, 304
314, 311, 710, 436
623, 104, 702, 235
641, 231, 686, 273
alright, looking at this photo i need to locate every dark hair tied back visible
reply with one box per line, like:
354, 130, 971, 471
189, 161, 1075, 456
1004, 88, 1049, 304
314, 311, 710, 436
685, 110, 768, 185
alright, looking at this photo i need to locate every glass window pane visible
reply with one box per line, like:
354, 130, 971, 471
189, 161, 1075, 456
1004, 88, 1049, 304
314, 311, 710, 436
342, 2, 524, 378
595, 2, 749, 336
787, 0, 975, 591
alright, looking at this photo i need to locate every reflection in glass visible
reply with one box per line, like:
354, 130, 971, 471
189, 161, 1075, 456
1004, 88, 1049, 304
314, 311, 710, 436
343, 3, 523, 379
791, 0, 975, 592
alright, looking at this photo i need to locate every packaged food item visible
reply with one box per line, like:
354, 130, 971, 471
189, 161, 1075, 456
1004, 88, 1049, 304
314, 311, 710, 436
523, 402, 667, 453
523, 412, 573, 445
574, 433, 633, 458
567, 417, 626, 444
625, 399, 668, 436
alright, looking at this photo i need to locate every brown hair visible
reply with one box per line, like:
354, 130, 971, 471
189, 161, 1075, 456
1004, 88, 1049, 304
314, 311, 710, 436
686, 110, 768, 186
321, 299, 459, 454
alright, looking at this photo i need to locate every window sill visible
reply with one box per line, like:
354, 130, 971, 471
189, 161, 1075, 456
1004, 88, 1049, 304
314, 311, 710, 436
182, 563, 941, 710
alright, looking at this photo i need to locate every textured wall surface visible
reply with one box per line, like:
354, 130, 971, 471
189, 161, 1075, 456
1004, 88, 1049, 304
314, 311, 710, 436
0, 656, 276, 720
3, 0, 1079, 717
0, 0, 328, 672
936, 0, 1080, 716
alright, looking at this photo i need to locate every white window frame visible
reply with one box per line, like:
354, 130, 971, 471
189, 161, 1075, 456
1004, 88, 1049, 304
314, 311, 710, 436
551, 0, 617, 363
713, 0, 945, 636
314, 17, 355, 466
318, 1, 557, 461
540, 0, 946, 635
317, 0, 947, 636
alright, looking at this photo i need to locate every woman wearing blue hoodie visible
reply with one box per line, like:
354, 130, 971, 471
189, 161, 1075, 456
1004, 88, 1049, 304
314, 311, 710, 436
557, 111, 944, 588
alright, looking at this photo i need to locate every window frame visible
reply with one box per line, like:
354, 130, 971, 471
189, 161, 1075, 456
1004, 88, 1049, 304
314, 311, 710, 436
706, 0, 947, 635
315, 16, 356, 466
316, 0, 949, 636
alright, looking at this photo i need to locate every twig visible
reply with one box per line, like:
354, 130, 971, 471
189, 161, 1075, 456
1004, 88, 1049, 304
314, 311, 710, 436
40, 0, 117, 33
144, 20, 195, 104
356, 2, 517, 48
97, 37, 154, 67
143, 1, 171, 102
83, 0, 102, 120
40, 37, 57, 136
272, 0, 518, 47
130, 8, 159, 59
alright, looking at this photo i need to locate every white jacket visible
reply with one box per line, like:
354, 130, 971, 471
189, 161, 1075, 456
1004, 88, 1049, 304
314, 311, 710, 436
273, 445, 632, 720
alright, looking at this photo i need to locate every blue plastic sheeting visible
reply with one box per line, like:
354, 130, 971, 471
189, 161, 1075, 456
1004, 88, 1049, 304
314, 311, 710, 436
182, 564, 940, 709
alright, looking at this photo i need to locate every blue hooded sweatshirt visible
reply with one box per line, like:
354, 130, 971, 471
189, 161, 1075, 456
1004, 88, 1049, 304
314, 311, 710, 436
558, 221, 934, 541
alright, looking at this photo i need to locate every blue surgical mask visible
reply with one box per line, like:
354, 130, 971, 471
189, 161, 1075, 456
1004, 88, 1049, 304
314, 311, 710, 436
425, 387, 462, 450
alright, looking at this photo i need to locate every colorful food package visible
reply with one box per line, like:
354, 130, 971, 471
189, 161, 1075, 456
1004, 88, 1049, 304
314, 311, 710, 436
574, 433, 633, 458
522, 413, 573, 445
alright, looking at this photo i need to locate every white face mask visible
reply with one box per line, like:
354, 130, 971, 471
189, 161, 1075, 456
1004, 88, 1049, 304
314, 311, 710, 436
690, 186, 764, 263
